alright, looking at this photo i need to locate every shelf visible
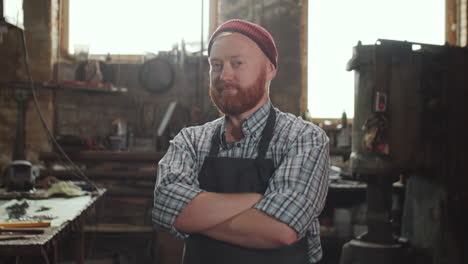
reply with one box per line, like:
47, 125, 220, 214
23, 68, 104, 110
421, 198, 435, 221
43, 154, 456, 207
45, 81, 128, 94
40, 169, 156, 180
40, 151, 166, 163
84, 223, 154, 233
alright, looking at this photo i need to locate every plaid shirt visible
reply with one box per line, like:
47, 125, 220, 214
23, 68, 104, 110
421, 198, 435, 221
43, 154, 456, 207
153, 101, 330, 263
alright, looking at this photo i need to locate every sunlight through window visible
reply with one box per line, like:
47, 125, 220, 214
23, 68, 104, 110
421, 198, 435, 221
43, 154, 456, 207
308, 0, 445, 118
69, 0, 209, 55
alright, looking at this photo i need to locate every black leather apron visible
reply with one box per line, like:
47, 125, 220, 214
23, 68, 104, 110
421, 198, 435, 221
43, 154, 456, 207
183, 108, 309, 264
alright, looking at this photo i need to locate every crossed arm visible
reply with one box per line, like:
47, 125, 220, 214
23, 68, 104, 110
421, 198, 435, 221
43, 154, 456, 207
152, 127, 329, 249
174, 192, 298, 248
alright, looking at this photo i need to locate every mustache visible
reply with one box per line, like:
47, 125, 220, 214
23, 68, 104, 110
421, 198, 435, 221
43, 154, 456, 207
214, 80, 238, 90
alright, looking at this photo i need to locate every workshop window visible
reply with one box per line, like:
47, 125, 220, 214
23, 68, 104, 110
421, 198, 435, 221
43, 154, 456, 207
308, 0, 445, 118
69, 0, 210, 55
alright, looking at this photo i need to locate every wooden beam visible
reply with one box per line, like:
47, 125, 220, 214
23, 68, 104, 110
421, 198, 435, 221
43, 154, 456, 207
209, 0, 219, 35
446, 0, 457, 45
41, 169, 156, 180
300, 0, 308, 116
60, 0, 70, 56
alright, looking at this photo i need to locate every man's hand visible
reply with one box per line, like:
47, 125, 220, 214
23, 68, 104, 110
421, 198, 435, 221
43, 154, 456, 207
174, 192, 262, 233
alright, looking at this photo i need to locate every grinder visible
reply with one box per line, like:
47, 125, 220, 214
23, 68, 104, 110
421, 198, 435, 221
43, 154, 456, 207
4, 160, 39, 192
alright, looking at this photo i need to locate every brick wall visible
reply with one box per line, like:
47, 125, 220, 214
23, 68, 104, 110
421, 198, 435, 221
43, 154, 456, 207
0, 0, 56, 173
217, 0, 307, 116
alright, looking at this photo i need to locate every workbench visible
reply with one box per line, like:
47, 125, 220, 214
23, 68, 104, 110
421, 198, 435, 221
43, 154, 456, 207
39, 150, 162, 263
0, 189, 105, 264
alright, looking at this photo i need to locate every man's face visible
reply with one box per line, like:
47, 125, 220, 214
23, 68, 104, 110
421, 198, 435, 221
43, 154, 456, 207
208, 33, 273, 116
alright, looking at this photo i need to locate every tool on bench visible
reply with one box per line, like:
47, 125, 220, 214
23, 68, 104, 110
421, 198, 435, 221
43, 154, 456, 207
0, 226, 45, 234
0, 220, 51, 228
0, 234, 33, 241
0, 221, 49, 240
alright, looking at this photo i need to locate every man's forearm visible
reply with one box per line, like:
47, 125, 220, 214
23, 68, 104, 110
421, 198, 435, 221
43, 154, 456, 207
200, 208, 298, 249
174, 192, 262, 233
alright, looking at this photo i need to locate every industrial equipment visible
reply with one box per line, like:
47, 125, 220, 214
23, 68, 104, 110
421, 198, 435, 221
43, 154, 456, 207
340, 39, 468, 264
3, 87, 39, 192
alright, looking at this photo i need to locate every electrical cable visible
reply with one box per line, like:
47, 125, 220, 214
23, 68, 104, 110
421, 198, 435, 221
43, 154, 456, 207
14, 23, 99, 192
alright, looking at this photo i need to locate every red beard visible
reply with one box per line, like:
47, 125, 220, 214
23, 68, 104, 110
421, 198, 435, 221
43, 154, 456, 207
209, 70, 267, 116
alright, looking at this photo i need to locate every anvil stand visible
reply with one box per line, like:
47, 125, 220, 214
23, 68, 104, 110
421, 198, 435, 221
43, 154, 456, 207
339, 174, 407, 264
4, 87, 38, 191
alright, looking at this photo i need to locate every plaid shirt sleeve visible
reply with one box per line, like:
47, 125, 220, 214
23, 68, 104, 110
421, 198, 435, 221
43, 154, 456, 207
152, 128, 204, 238
253, 126, 330, 238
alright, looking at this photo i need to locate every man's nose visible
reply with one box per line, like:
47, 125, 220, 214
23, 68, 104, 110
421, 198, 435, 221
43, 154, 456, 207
219, 64, 234, 81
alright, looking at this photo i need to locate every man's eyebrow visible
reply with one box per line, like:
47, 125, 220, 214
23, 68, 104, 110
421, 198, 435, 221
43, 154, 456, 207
209, 55, 244, 61
229, 55, 244, 60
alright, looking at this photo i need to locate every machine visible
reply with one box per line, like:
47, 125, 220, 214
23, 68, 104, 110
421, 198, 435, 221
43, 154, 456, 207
3, 87, 38, 192
340, 39, 468, 264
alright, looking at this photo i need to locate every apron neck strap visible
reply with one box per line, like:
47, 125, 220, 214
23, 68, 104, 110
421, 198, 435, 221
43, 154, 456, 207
256, 108, 276, 160
208, 107, 276, 159
208, 125, 222, 157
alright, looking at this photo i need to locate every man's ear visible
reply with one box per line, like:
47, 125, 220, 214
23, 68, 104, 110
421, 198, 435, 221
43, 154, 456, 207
266, 61, 277, 81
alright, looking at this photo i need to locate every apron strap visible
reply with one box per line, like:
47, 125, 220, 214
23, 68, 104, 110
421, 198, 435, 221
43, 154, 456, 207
256, 108, 276, 160
208, 106, 277, 159
208, 125, 222, 157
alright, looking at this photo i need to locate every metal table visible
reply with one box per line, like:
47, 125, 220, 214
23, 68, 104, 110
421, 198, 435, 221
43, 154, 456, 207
0, 189, 105, 264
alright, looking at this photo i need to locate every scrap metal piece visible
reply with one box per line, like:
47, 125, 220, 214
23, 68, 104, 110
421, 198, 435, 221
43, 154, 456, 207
6, 201, 29, 219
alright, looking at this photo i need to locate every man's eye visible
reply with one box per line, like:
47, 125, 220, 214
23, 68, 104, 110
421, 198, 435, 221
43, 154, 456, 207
232, 61, 243, 68
211, 63, 222, 71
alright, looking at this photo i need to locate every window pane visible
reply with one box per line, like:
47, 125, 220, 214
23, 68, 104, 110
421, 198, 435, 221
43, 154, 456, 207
308, 0, 445, 118
69, 0, 209, 55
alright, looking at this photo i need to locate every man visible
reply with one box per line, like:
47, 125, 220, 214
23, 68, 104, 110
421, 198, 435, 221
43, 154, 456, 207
153, 19, 329, 264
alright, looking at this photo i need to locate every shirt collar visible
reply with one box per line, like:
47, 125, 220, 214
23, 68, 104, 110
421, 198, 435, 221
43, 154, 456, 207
220, 100, 272, 144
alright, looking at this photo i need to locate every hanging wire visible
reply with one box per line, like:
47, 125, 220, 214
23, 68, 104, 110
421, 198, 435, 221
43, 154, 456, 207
13, 22, 99, 192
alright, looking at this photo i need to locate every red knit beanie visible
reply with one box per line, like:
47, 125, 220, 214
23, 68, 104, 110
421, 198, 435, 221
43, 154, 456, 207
208, 19, 278, 68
